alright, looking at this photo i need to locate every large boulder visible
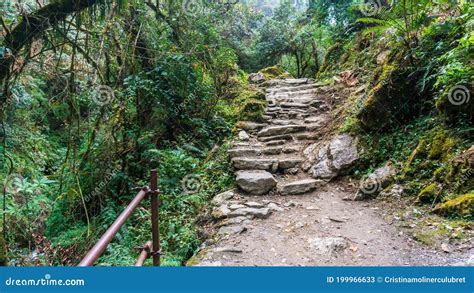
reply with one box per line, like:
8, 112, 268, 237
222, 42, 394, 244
235, 170, 277, 195
304, 134, 360, 180
354, 162, 397, 200
329, 134, 359, 171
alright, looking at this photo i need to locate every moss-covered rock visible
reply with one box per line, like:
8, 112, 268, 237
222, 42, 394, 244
234, 88, 267, 122
434, 193, 474, 219
258, 66, 289, 80
417, 183, 440, 204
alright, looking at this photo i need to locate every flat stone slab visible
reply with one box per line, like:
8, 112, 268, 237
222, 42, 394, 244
232, 158, 275, 170
228, 207, 271, 219
235, 170, 277, 195
278, 179, 320, 195
228, 148, 261, 158
258, 125, 306, 137
278, 158, 303, 169
258, 134, 293, 142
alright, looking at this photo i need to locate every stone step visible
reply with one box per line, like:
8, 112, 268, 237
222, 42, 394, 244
266, 83, 320, 93
258, 134, 293, 142
235, 170, 277, 195
267, 89, 318, 97
278, 178, 322, 195
235, 121, 267, 132
228, 148, 262, 158
267, 78, 313, 86
229, 145, 301, 158
232, 157, 304, 171
257, 125, 307, 137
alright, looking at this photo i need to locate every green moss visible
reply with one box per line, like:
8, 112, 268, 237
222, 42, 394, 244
259, 66, 288, 80
417, 183, 439, 204
403, 139, 428, 175
434, 193, 474, 219
427, 129, 455, 160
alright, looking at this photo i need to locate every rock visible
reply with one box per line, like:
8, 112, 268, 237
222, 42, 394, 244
228, 148, 261, 158
228, 207, 272, 219
244, 201, 264, 208
261, 146, 282, 155
354, 162, 396, 200
267, 202, 284, 212
218, 225, 247, 235
235, 170, 277, 195
278, 158, 303, 169
257, 125, 306, 137
228, 203, 246, 210
232, 158, 275, 170
329, 134, 359, 171
306, 134, 359, 180
248, 72, 265, 84
308, 237, 348, 255
219, 216, 253, 227
434, 193, 474, 218
235, 121, 267, 131
380, 184, 404, 198
211, 190, 235, 206
238, 130, 250, 141
279, 179, 321, 195
212, 205, 231, 220
310, 159, 337, 179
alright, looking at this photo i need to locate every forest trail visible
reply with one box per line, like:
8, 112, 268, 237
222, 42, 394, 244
189, 78, 472, 266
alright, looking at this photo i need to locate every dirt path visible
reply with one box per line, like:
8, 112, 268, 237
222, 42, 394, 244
192, 180, 471, 266
189, 78, 473, 266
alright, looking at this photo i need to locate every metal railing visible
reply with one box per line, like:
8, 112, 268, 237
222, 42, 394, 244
78, 169, 160, 266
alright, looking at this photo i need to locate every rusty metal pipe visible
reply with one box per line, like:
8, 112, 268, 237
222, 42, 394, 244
78, 188, 149, 266
150, 169, 160, 266
135, 241, 152, 266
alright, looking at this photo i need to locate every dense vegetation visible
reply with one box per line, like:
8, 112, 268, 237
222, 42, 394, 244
0, 0, 472, 266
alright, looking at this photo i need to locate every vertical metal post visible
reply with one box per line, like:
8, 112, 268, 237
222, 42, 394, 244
150, 169, 160, 266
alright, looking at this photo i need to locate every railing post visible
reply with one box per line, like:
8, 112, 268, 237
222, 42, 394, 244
150, 169, 160, 266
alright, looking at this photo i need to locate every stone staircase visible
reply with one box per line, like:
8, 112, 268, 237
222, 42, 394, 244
230, 78, 331, 196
